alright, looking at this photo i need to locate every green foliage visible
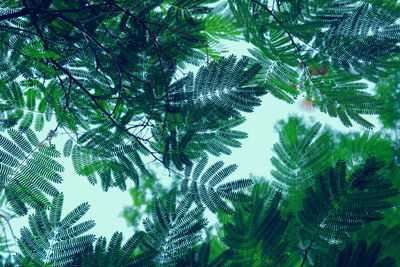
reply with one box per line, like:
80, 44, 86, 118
123, 169, 172, 230
331, 131, 394, 170
375, 69, 400, 166
203, 13, 243, 42
66, 126, 151, 191
151, 116, 249, 170
314, 240, 397, 267
14, 194, 95, 266
248, 34, 299, 104
0, 0, 399, 266
274, 114, 395, 170
71, 232, 151, 267
0, 128, 63, 216
307, 70, 382, 129
270, 118, 331, 213
0, 192, 15, 266
175, 243, 232, 267
181, 157, 253, 214
376, 70, 400, 129
170, 55, 265, 120
141, 191, 207, 265
299, 158, 398, 248
229, 0, 389, 128
308, 1, 400, 80
223, 183, 294, 266
0, 80, 49, 131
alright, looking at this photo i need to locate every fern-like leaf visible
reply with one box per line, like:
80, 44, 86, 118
141, 191, 207, 265
314, 240, 397, 267
181, 157, 253, 214
176, 243, 232, 267
0, 128, 63, 215
270, 119, 331, 213
71, 232, 152, 267
298, 157, 398, 248
170, 55, 264, 120
14, 194, 95, 266
67, 127, 150, 191
223, 183, 294, 266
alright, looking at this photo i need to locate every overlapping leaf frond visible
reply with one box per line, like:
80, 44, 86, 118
141, 191, 207, 265
331, 131, 393, 170
64, 126, 151, 191
0, 0, 398, 266
71, 232, 152, 267
228, 0, 266, 42
314, 240, 397, 267
149, 0, 223, 68
181, 157, 253, 214
228, 0, 389, 128
203, 12, 243, 42
270, 118, 331, 213
169, 55, 264, 120
306, 69, 383, 128
14, 194, 95, 266
0, 128, 63, 215
309, 1, 400, 80
352, 223, 400, 264
175, 243, 232, 267
0, 80, 50, 131
0, 191, 15, 265
150, 126, 196, 171
298, 157, 398, 248
151, 116, 248, 170
375, 68, 400, 129
268, 0, 400, 80
248, 31, 300, 104
185, 117, 248, 158
223, 183, 295, 267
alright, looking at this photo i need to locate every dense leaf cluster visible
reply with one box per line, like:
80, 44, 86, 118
0, 0, 399, 266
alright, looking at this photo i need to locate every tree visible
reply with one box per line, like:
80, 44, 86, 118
0, 0, 399, 266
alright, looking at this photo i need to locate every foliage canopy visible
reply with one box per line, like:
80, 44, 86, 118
0, 0, 399, 266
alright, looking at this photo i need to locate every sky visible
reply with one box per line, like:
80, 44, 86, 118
8, 41, 381, 248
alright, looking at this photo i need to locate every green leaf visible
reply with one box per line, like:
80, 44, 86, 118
182, 158, 253, 214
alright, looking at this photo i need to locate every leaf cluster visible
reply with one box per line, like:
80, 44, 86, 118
0, 0, 400, 266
